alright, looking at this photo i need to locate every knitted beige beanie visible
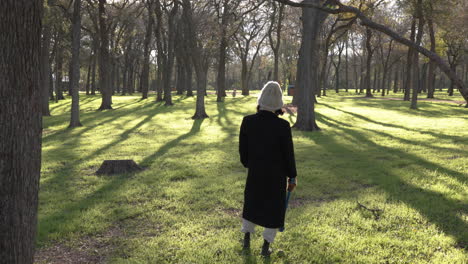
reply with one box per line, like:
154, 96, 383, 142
257, 81, 283, 111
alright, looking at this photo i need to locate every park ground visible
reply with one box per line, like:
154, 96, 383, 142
36, 91, 467, 263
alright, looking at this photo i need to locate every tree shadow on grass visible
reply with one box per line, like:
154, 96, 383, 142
43, 99, 154, 141
334, 98, 468, 118
307, 114, 468, 249
38, 118, 204, 247
139, 119, 204, 168
320, 102, 468, 146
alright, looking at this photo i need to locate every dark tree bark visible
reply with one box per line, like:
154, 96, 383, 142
49, 64, 55, 100
185, 62, 193, 96
393, 67, 399, 93
151, 0, 164, 102
0, 1, 43, 262
426, 19, 436, 98
293, 0, 328, 131
175, 58, 186, 95
91, 38, 97, 95
182, 0, 208, 119
85, 54, 92, 95
410, 0, 424, 110
215, 0, 230, 102
55, 43, 65, 101
364, 28, 374, 98
97, 0, 112, 110
69, 0, 82, 127
141, 0, 154, 100
344, 36, 349, 92
41, 23, 52, 116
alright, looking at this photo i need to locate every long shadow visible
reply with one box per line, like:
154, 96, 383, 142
320, 102, 468, 143
216, 102, 238, 143
339, 98, 468, 118
140, 119, 205, 168
318, 113, 468, 158
307, 116, 468, 249
43, 101, 157, 142
38, 104, 196, 245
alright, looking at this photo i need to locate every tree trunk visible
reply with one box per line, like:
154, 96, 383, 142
0, 1, 43, 262
116, 65, 120, 93
216, 5, 228, 102
427, 18, 436, 98
345, 38, 349, 92
393, 67, 399, 93
98, 0, 112, 110
182, 0, 208, 119
91, 40, 97, 95
186, 63, 193, 96
49, 64, 55, 100
365, 28, 373, 98
69, 0, 82, 127
410, 1, 424, 110
141, 2, 154, 100
404, 17, 416, 101
85, 54, 91, 95
55, 45, 65, 101
241, 59, 249, 96
176, 59, 186, 95
294, 0, 328, 131
448, 65, 455, 96
41, 24, 52, 116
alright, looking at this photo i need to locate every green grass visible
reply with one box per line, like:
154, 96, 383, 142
37, 91, 468, 263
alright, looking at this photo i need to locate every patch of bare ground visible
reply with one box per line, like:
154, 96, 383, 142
344, 96, 465, 105
35, 220, 162, 264
219, 207, 241, 217
35, 226, 124, 264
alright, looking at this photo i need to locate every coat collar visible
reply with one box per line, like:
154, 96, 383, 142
258, 110, 277, 118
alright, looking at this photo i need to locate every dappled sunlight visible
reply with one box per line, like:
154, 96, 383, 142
38, 93, 467, 262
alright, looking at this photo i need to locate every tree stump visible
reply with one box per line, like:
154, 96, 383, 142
96, 160, 142, 175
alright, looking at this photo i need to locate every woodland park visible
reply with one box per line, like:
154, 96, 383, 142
1, 0, 468, 263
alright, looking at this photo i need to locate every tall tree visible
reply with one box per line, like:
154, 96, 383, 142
41, 6, 52, 116
69, 0, 83, 127
97, 0, 112, 110
268, 1, 285, 82
426, 6, 436, 98
233, 10, 267, 96
141, 0, 154, 100
0, 1, 43, 262
410, 0, 424, 110
182, 0, 209, 119
293, 0, 328, 131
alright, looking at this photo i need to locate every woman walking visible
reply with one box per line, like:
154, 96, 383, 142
239, 81, 297, 257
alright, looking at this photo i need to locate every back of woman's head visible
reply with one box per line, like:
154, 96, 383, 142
257, 81, 284, 115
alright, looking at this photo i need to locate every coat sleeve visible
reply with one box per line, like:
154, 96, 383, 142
239, 117, 248, 168
281, 122, 297, 178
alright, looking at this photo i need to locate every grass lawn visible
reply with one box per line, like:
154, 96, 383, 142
36, 91, 467, 263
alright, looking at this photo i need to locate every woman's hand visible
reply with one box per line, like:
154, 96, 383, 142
287, 177, 297, 192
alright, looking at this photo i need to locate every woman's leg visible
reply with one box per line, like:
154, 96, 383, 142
262, 228, 277, 243
261, 228, 277, 257
241, 218, 256, 249
241, 218, 256, 234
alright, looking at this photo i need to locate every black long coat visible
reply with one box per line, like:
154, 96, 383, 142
239, 110, 297, 228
